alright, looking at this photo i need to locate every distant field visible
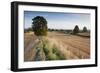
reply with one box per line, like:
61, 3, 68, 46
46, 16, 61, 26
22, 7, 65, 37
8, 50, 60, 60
77, 32, 90, 37
24, 31, 90, 61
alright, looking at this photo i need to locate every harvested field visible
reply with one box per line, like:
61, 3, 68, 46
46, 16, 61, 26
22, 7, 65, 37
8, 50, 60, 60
24, 31, 90, 61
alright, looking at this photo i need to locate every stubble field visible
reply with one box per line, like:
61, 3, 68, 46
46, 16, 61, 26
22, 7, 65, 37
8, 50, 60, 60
24, 31, 90, 61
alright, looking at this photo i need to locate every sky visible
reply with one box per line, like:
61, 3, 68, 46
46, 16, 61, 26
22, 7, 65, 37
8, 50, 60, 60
24, 11, 90, 30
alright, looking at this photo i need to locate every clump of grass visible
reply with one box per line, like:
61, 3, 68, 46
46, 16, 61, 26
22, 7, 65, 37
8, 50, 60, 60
47, 53, 59, 60
43, 42, 66, 60
56, 51, 66, 60
36, 37, 66, 61
52, 45, 66, 60
43, 41, 50, 54
52, 46, 58, 54
43, 47, 49, 55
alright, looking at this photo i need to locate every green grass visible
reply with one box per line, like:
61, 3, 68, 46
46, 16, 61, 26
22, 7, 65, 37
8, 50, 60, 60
52, 45, 66, 60
35, 37, 66, 61
43, 41, 66, 60
47, 53, 59, 60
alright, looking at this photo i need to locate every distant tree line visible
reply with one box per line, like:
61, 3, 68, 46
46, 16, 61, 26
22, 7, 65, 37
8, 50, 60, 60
24, 27, 33, 33
48, 25, 89, 34
73, 25, 88, 34
25, 25, 89, 35
48, 29, 73, 34
24, 16, 89, 36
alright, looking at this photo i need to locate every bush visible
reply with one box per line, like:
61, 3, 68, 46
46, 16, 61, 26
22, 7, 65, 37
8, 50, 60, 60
42, 41, 66, 60
47, 53, 59, 60
52, 45, 57, 53
52, 45, 66, 60
56, 52, 66, 60
43, 48, 49, 55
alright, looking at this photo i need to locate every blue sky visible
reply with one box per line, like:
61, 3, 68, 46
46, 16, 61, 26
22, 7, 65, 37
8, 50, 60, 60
24, 11, 90, 30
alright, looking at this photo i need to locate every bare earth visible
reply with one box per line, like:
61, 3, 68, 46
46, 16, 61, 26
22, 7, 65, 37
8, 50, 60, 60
24, 31, 90, 61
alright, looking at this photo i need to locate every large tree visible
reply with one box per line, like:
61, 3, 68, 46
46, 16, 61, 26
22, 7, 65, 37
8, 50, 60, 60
83, 26, 88, 32
32, 16, 48, 61
32, 16, 48, 36
73, 25, 79, 34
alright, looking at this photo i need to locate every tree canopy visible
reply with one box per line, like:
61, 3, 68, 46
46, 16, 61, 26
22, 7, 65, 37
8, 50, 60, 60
32, 16, 48, 36
73, 25, 79, 34
83, 26, 88, 32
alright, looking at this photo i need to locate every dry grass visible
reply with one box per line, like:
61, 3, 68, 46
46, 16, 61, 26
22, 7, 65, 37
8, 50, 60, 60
24, 31, 90, 61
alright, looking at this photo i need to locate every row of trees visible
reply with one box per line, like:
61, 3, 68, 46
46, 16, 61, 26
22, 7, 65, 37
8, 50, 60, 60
25, 16, 88, 36
48, 25, 88, 34
73, 25, 88, 34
